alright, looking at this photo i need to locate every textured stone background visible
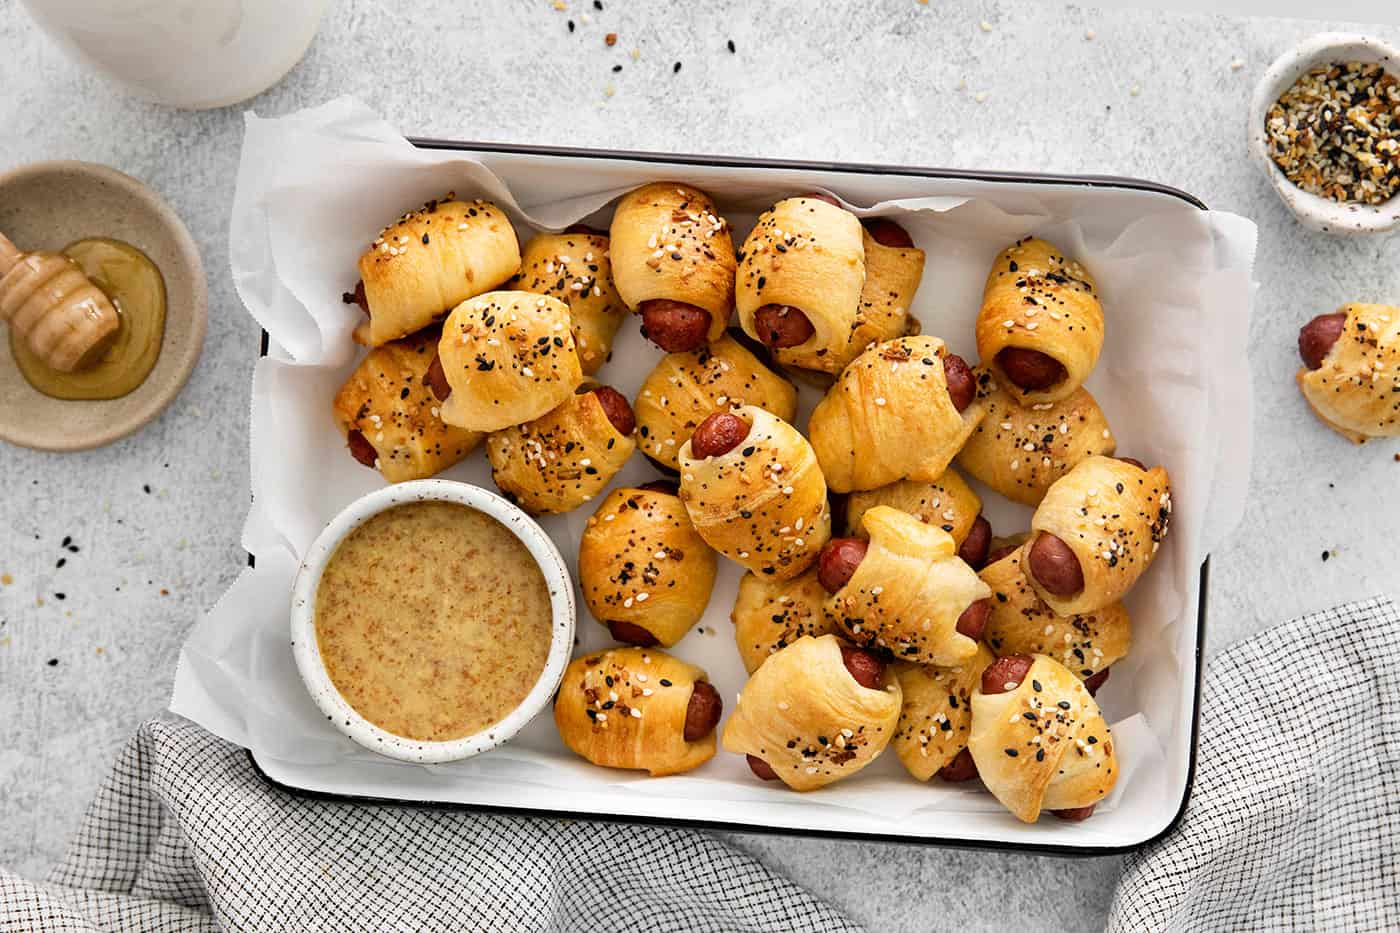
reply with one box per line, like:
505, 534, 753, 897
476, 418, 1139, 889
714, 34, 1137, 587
1, 0, 1398, 929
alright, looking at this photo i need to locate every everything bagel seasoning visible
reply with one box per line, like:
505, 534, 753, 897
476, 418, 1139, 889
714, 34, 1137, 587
1266, 61, 1400, 204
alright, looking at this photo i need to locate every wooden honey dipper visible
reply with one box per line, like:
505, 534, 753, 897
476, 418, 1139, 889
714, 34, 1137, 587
0, 232, 120, 372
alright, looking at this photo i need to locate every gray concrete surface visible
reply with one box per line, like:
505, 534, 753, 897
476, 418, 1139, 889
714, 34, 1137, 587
1, 1, 1398, 929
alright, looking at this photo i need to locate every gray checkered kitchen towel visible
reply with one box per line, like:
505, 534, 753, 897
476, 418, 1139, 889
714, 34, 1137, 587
0, 718, 858, 932
1109, 595, 1400, 931
4, 597, 1397, 932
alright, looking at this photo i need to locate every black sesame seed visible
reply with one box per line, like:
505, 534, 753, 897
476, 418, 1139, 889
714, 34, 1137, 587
727, 39, 736, 53
61, 536, 71, 547
1031, 679, 1042, 692
612, 64, 622, 72
567, 19, 575, 32
1004, 748, 1018, 757
659, 678, 672, 686
56, 558, 65, 569
1087, 735, 1098, 744
1036, 748, 1045, 761
673, 61, 682, 73
1322, 550, 1331, 561
1058, 700, 1072, 709
1022, 711, 1037, 721
47, 658, 59, 667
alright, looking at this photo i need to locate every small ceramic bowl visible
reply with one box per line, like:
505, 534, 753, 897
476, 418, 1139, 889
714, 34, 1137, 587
1249, 33, 1400, 236
289, 479, 576, 764
0, 160, 207, 450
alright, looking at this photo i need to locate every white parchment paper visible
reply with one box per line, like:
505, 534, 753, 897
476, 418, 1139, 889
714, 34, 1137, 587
174, 97, 1257, 846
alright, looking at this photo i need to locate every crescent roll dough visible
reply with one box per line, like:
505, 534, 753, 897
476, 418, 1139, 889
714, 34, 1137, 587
957, 377, 1117, 506
824, 506, 991, 665
1297, 303, 1400, 442
355, 197, 520, 347
635, 334, 797, 471
610, 182, 737, 343
485, 387, 635, 514
980, 549, 1131, 680
844, 468, 982, 547
809, 336, 988, 493
1027, 456, 1172, 615
722, 635, 901, 791
891, 645, 996, 781
969, 655, 1118, 822
331, 328, 483, 483
437, 290, 583, 432
578, 486, 717, 647
678, 405, 831, 580
735, 200, 926, 374
554, 647, 715, 776
731, 568, 840, 675
975, 238, 1104, 405
509, 231, 625, 375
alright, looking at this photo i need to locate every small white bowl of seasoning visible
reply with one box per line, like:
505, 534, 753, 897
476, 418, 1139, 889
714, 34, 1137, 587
290, 479, 576, 764
1249, 32, 1400, 235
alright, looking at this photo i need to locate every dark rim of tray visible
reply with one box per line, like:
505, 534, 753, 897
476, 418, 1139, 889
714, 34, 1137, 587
246, 139, 1209, 857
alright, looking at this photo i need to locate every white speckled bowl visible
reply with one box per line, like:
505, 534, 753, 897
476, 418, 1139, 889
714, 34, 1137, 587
1249, 33, 1400, 236
289, 479, 576, 764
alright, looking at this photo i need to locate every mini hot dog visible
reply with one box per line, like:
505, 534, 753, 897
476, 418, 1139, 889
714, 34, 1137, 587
891, 644, 996, 782
610, 183, 737, 352
723, 634, 902, 791
820, 507, 992, 665
1295, 303, 1400, 442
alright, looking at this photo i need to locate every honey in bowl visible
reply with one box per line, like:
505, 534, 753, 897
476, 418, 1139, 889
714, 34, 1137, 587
314, 500, 554, 743
6, 237, 167, 400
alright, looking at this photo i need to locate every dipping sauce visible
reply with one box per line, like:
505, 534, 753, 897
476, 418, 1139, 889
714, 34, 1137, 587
314, 500, 554, 742
9, 237, 167, 399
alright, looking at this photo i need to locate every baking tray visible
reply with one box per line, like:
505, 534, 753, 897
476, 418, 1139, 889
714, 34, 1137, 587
244, 139, 1213, 856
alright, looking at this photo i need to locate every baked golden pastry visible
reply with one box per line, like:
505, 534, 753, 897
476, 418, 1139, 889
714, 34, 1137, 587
843, 468, 982, 546
485, 385, 636, 513
1296, 303, 1400, 442
722, 634, 901, 791
509, 230, 624, 375
735, 197, 924, 374
331, 328, 482, 482
980, 548, 1130, 682
1023, 455, 1171, 616
678, 405, 831, 580
578, 484, 717, 647
974, 238, 1103, 405
0, 232, 118, 372
634, 333, 797, 471
435, 290, 583, 432
891, 645, 996, 781
352, 196, 520, 347
731, 568, 840, 675
968, 654, 1118, 822
808, 336, 987, 493
554, 647, 719, 776
821, 506, 991, 665
609, 182, 737, 352
956, 376, 1117, 506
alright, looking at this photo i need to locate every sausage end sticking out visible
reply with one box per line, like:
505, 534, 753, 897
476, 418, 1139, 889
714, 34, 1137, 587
683, 681, 722, 741
753, 304, 815, 349
955, 597, 993, 641
747, 754, 779, 781
689, 411, 750, 459
1027, 533, 1085, 598
984, 543, 1020, 566
943, 353, 976, 412
957, 514, 993, 569
1298, 311, 1347, 370
981, 655, 1034, 695
937, 747, 980, 782
817, 537, 868, 594
342, 280, 369, 314
591, 385, 636, 435
1050, 805, 1096, 821
607, 620, 659, 647
862, 218, 915, 249
424, 354, 452, 401
346, 430, 378, 469
1083, 667, 1110, 697
995, 347, 1066, 392
840, 646, 886, 690
639, 299, 712, 352
798, 191, 842, 208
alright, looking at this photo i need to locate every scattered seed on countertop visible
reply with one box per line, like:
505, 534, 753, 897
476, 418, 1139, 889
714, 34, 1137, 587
605, 32, 616, 46
727, 39, 736, 53
673, 61, 682, 73
1321, 550, 1331, 561
47, 658, 58, 667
